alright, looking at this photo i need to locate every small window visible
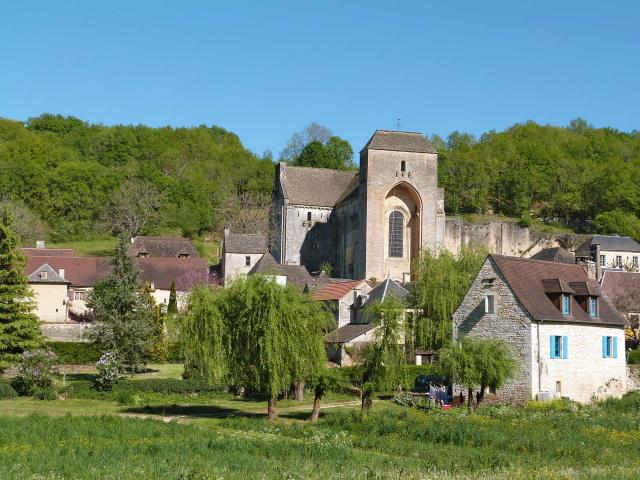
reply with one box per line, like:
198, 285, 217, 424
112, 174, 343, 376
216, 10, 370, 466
245, 256, 251, 266
400, 161, 406, 172
589, 297, 598, 318
555, 381, 562, 394
602, 336, 618, 358
485, 294, 496, 314
40, 271, 48, 280
550, 335, 568, 359
600, 255, 606, 267
561, 294, 571, 315
307, 212, 312, 222
616, 256, 623, 268
633, 257, 638, 268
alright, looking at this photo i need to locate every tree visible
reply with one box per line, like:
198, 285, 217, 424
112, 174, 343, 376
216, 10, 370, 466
359, 298, 406, 415
411, 247, 487, 351
292, 138, 354, 170
279, 123, 334, 162
0, 210, 43, 372
308, 368, 342, 422
220, 275, 328, 420
100, 180, 165, 236
593, 210, 640, 242
88, 237, 155, 372
167, 280, 178, 314
0, 198, 48, 243
439, 337, 515, 411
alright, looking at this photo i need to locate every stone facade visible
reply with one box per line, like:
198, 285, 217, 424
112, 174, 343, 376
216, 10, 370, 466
452, 257, 533, 403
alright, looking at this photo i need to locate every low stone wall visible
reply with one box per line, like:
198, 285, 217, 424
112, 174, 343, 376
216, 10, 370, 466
627, 365, 640, 391
41, 323, 92, 342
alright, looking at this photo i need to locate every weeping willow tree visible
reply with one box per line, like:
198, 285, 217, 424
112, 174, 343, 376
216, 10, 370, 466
411, 246, 487, 351
183, 285, 228, 385
360, 297, 406, 415
185, 275, 328, 420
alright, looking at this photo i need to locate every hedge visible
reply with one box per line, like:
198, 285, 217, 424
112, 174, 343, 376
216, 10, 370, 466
0, 381, 18, 400
628, 348, 640, 365
47, 342, 101, 364
336, 364, 442, 392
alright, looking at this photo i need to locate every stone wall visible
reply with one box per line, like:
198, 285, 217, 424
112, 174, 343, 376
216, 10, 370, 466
627, 365, 640, 391
445, 219, 547, 256
223, 252, 264, 285
452, 257, 533, 404
41, 323, 92, 342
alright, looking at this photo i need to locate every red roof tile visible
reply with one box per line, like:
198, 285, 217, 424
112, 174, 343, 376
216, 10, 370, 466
311, 280, 367, 301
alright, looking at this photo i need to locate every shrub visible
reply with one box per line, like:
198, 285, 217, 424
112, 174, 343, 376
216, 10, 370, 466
627, 348, 640, 365
525, 397, 581, 413
10, 349, 57, 396
94, 352, 120, 391
34, 388, 58, 401
47, 342, 101, 364
0, 381, 18, 400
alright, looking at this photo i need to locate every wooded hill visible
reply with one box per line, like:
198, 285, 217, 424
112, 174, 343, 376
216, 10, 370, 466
1, 115, 639, 243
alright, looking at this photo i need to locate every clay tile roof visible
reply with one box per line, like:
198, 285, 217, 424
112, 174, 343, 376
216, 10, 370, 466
136, 257, 209, 290
542, 278, 575, 294
325, 323, 375, 344
361, 130, 437, 154
311, 280, 368, 301
280, 164, 358, 207
491, 255, 625, 325
248, 252, 314, 290
20, 248, 76, 257
530, 247, 575, 264
128, 236, 199, 258
25, 256, 111, 287
224, 232, 267, 254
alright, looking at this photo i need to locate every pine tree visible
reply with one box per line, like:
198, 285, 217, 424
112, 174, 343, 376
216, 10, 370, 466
88, 236, 155, 372
167, 280, 178, 314
0, 210, 43, 372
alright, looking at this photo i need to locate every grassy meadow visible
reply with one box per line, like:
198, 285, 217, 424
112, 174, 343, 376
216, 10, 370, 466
2, 365, 640, 479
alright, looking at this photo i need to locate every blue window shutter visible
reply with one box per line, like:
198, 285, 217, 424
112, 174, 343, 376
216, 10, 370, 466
550, 336, 555, 359
602, 336, 607, 358
562, 336, 568, 359
613, 337, 618, 359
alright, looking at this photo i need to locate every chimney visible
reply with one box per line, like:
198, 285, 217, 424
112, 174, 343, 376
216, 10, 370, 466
58, 268, 65, 279
36, 240, 45, 249
353, 287, 362, 305
595, 244, 602, 281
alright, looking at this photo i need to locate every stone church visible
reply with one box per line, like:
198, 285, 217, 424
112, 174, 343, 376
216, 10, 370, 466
270, 130, 445, 282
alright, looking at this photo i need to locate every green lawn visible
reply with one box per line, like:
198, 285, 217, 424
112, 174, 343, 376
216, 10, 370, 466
47, 238, 117, 257
3, 365, 640, 479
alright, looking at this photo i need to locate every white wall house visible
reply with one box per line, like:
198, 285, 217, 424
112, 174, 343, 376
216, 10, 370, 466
453, 255, 627, 404
576, 235, 640, 272
221, 228, 267, 286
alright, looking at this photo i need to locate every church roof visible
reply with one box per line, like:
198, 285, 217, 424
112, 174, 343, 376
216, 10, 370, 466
280, 164, 357, 207
361, 130, 437, 154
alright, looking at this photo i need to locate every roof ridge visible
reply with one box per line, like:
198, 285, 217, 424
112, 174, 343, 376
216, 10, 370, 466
285, 165, 357, 174
493, 254, 582, 267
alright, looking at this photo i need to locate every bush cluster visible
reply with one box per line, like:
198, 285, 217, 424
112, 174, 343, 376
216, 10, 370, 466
627, 348, 640, 365
10, 349, 57, 398
0, 381, 18, 400
47, 342, 101, 364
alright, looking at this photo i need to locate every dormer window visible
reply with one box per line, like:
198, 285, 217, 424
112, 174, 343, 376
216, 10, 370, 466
589, 297, 598, 318
40, 271, 47, 280
561, 294, 571, 315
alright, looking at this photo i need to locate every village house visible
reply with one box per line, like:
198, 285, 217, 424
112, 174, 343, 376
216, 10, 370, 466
575, 234, 640, 273
452, 255, 627, 404
21, 238, 209, 340
322, 277, 410, 366
220, 228, 268, 286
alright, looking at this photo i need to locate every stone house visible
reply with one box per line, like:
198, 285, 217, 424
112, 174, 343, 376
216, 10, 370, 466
220, 228, 267, 286
452, 255, 627, 404
575, 234, 640, 272
530, 246, 575, 264
322, 277, 412, 366
247, 252, 314, 290
270, 130, 445, 282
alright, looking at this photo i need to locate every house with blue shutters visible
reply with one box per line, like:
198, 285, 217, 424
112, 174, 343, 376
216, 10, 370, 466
452, 255, 627, 404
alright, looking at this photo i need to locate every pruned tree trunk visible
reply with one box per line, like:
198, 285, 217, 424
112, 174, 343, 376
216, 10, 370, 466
268, 396, 278, 421
467, 387, 474, 412
293, 379, 305, 401
361, 392, 372, 415
310, 386, 323, 423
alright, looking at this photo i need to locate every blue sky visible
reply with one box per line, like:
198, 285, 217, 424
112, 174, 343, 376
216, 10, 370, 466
1, 1, 638, 156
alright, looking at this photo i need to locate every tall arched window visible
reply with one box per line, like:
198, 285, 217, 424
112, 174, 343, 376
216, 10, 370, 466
388, 211, 404, 257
